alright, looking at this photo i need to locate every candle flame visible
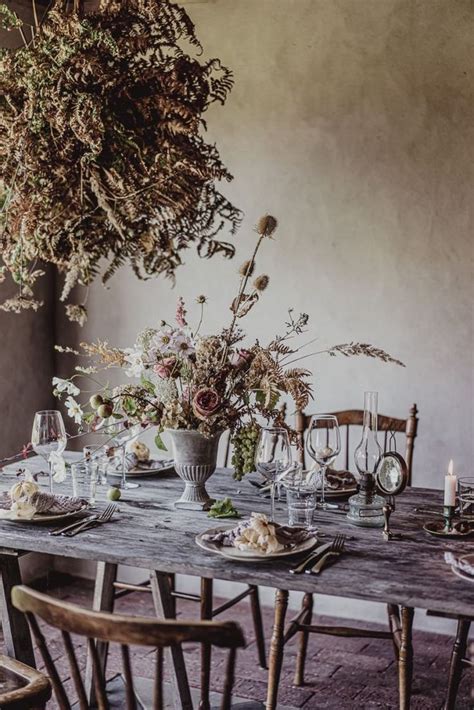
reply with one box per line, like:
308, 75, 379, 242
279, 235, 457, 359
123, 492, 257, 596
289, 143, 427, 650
448, 459, 454, 476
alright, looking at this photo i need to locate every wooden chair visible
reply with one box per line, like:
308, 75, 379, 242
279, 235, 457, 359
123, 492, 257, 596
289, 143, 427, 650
12, 583, 246, 710
290, 404, 418, 686
426, 612, 473, 709
0, 654, 51, 709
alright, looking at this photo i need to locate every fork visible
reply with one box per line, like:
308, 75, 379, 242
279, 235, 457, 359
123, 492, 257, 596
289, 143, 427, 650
306, 533, 345, 575
50, 509, 106, 537
63, 504, 117, 537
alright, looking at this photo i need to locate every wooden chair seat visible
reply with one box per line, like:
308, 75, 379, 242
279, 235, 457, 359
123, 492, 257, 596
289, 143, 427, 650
0, 654, 51, 709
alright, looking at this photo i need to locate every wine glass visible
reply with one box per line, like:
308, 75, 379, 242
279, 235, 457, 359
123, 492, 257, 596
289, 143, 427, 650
255, 427, 292, 521
306, 414, 341, 509
31, 410, 67, 493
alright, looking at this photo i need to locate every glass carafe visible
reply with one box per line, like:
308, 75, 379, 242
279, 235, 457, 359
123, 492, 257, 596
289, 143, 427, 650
347, 391, 385, 527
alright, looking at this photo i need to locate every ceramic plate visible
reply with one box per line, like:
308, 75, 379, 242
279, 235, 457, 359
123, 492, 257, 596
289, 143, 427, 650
451, 553, 474, 583
108, 461, 175, 478
325, 487, 357, 498
3, 504, 90, 524
196, 526, 317, 561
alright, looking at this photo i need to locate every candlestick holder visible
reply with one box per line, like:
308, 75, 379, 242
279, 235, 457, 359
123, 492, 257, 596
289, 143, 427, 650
442, 504, 456, 533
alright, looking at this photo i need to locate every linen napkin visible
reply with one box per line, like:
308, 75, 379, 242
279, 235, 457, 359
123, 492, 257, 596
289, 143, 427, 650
203, 512, 316, 554
0, 479, 86, 520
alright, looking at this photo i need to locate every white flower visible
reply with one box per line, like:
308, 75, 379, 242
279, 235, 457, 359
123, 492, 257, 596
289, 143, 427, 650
65, 396, 84, 424
50, 451, 67, 483
52, 377, 80, 397
74, 365, 97, 375
152, 329, 174, 354
170, 332, 195, 359
123, 348, 144, 378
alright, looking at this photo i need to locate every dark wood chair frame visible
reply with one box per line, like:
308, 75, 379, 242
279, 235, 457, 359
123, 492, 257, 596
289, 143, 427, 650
12, 583, 246, 710
0, 652, 51, 709
426, 611, 473, 709
290, 404, 418, 693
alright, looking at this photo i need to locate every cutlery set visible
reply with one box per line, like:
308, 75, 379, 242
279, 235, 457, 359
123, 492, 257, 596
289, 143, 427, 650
290, 533, 346, 575
49, 503, 117, 537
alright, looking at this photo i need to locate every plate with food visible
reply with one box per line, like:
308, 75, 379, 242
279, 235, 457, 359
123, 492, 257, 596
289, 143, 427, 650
0, 478, 89, 524
196, 513, 317, 561
108, 440, 174, 478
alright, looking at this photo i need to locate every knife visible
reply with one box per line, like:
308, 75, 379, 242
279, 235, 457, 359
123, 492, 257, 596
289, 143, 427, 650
289, 541, 333, 574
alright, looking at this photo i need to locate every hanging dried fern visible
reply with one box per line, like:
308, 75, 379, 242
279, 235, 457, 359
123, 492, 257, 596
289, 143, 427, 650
0, 0, 242, 322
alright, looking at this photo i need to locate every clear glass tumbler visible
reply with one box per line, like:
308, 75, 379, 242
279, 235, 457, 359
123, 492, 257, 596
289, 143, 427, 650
287, 486, 317, 527
458, 477, 474, 522
71, 462, 98, 504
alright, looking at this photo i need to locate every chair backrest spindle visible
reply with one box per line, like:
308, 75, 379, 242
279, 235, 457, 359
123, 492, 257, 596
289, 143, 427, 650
12, 585, 245, 710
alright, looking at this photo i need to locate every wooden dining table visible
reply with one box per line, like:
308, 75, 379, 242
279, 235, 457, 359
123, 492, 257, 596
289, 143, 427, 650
0, 457, 472, 709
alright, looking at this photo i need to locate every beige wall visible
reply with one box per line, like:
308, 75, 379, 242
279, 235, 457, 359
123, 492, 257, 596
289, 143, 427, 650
60, 0, 474, 486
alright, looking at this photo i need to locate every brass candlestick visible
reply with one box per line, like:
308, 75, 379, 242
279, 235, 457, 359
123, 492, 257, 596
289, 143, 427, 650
442, 504, 456, 533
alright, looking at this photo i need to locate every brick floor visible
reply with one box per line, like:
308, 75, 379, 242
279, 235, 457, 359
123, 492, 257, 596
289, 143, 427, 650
6, 574, 472, 709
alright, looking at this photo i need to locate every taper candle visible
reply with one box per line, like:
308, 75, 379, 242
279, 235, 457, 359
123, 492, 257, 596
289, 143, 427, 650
444, 459, 457, 507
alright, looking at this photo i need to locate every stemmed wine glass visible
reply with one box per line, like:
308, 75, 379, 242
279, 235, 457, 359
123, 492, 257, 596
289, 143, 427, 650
31, 410, 67, 493
255, 427, 292, 522
306, 414, 341, 509
97, 419, 142, 490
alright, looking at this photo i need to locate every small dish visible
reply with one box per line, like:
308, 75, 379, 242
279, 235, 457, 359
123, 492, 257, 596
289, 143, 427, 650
423, 520, 473, 538
108, 460, 175, 478
451, 553, 474, 583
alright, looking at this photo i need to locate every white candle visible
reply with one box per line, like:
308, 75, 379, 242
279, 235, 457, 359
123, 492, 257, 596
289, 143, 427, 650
444, 459, 457, 507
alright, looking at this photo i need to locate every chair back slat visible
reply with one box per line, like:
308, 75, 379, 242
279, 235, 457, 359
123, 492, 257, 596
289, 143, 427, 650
220, 646, 236, 710
87, 637, 109, 710
12, 585, 245, 709
61, 629, 88, 710
296, 404, 418, 482
153, 646, 164, 710
27, 612, 72, 710
120, 644, 137, 710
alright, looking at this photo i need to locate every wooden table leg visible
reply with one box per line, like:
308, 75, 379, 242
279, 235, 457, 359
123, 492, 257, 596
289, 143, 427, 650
199, 577, 213, 710
85, 561, 118, 703
0, 554, 35, 667
150, 570, 193, 710
399, 606, 414, 710
266, 588, 289, 710
445, 617, 471, 710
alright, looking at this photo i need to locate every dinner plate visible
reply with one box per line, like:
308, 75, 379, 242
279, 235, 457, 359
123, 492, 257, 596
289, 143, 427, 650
325, 487, 357, 499
108, 461, 175, 478
196, 526, 317, 561
2, 504, 90, 524
451, 553, 474, 583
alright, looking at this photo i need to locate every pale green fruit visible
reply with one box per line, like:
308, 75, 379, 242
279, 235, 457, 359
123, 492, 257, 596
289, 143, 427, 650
107, 487, 121, 501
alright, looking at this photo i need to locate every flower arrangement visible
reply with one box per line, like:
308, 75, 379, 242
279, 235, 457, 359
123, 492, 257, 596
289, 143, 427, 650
54, 215, 404, 478
0, 0, 241, 322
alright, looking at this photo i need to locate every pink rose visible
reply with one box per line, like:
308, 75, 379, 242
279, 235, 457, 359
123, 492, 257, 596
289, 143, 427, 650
230, 349, 253, 370
153, 357, 178, 379
192, 387, 221, 420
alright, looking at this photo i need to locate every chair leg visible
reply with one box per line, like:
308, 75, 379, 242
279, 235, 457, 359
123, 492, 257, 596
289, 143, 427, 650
85, 560, 117, 704
387, 603, 401, 661
398, 606, 414, 710
0, 554, 35, 668
199, 577, 213, 710
266, 588, 289, 710
445, 617, 471, 710
150, 571, 193, 710
248, 585, 267, 669
294, 592, 313, 686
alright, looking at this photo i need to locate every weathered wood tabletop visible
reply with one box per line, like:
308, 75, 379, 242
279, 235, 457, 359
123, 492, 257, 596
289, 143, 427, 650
0, 458, 473, 617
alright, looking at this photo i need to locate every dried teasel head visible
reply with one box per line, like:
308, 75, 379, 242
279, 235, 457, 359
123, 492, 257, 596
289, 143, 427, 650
196, 295, 207, 304
253, 274, 270, 291
256, 215, 278, 237
239, 260, 255, 277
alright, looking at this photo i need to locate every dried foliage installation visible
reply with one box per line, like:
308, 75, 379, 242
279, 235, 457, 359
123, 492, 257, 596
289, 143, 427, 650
0, 0, 241, 322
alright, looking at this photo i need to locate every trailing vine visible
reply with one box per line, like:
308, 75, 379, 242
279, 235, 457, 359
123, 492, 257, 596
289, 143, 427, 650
0, 0, 241, 322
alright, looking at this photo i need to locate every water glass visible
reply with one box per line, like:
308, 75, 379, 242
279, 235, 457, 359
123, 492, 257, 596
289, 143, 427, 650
458, 477, 474, 521
71, 462, 98, 504
83, 446, 108, 485
287, 486, 317, 527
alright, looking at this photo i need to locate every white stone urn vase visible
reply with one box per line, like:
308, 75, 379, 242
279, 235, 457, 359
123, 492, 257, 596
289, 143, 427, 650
166, 429, 222, 510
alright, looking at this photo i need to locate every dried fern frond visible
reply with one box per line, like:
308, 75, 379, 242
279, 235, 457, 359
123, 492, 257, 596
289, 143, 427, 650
327, 343, 405, 367
0, 0, 241, 322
